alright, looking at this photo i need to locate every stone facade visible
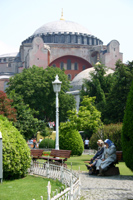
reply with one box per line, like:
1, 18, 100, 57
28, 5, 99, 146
0, 19, 123, 91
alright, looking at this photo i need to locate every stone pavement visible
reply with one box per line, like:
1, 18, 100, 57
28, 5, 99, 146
80, 172, 133, 200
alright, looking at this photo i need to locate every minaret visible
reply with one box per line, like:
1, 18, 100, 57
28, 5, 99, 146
60, 8, 65, 20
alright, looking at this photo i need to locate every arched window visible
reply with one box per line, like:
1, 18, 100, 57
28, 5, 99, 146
67, 74, 71, 80
67, 59, 71, 70
61, 35, 65, 43
52, 64, 56, 67
8, 63, 11, 67
60, 62, 64, 70
55, 35, 58, 43
74, 63, 78, 70
82, 65, 86, 70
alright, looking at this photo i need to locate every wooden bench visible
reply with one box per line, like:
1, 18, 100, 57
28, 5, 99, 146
102, 152, 122, 176
31, 149, 44, 160
40, 149, 72, 164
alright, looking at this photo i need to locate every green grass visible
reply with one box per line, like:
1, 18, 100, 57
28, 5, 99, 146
1, 154, 132, 200
66, 154, 133, 176
0, 175, 63, 200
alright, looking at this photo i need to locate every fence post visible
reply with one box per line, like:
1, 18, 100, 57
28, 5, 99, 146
47, 181, 51, 200
69, 173, 73, 200
71, 162, 72, 172
46, 160, 49, 178
30, 160, 34, 175
60, 165, 64, 183
0, 131, 3, 183
78, 176, 81, 198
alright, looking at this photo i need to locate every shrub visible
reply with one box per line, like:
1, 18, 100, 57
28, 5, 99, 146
122, 81, 133, 171
39, 138, 55, 148
103, 123, 122, 150
0, 115, 31, 179
59, 124, 84, 156
89, 130, 104, 150
89, 123, 122, 150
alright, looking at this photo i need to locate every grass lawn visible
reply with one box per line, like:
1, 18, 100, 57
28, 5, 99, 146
1, 154, 132, 200
66, 154, 133, 176
0, 175, 63, 200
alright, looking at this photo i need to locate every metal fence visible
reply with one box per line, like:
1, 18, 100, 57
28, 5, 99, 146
29, 160, 81, 200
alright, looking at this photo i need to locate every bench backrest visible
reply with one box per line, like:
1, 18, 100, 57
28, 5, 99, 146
31, 149, 44, 157
50, 149, 71, 158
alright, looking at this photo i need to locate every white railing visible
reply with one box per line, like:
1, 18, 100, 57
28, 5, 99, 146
29, 160, 81, 200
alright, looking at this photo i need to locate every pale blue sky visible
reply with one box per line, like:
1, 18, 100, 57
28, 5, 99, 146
0, 0, 133, 63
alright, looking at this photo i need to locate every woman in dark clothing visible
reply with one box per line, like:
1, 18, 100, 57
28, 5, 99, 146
85, 139, 104, 172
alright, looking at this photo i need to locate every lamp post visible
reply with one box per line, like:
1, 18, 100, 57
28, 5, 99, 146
52, 75, 62, 150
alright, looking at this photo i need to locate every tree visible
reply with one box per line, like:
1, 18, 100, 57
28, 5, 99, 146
80, 60, 133, 124
60, 96, 103, 139
80, 63, 114, 120
8, 91, 46, 140
104, 60, 133, 124
122, 80, 133, 171
0, 91, 16, 121
6, 66, 75, 122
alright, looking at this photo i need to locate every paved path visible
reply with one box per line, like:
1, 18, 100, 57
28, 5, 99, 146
80, 172, 133, 200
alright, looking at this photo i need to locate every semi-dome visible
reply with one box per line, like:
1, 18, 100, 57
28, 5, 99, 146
33, 20, 91, 35
71, 67, 114, 91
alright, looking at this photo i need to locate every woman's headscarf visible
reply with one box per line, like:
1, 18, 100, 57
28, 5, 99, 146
104, 139, 114, 147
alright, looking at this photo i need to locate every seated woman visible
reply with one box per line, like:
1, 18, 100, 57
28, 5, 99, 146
85, 139, 104, 171
96, 139, 117, 176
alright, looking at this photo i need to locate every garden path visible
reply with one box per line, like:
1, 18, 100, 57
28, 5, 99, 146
80, 172, 133, 200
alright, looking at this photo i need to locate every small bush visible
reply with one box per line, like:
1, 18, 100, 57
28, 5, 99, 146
0, 115, 31, 179
59, 127, 84, 156
89, 130, 104, 150
89, 123, 122, 150
103, 123, 122, 150
39, 138, 55, 148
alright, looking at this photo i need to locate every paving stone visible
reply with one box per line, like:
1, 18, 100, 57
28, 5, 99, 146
80, 172, 133, 200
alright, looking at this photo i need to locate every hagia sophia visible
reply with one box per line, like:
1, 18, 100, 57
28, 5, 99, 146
0, 11, 123, 106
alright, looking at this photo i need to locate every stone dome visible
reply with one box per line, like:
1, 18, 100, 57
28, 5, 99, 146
71, 67, 114, 91
33, 20, 91, 35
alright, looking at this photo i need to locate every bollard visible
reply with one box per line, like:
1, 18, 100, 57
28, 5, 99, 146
0, 131, 3, 183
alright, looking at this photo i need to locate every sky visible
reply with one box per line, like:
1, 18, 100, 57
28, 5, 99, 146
0, 0, 133, 63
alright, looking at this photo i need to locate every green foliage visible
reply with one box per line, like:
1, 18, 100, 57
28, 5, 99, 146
40, 126, 52, 138
89, 123, 122, 150
0, 115, 31, 179
67, 96, 103, 139
104, 60, 133, 124
103, 123, 122, 150
59, 126, 84, 156
39, 138, 55, 148
80, 60, 133, 124
6, 66, 75, 122
80, 63, 114, 120
8, 91, 46, 140
122, 80, 133, 171
89, 131, 103, 150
